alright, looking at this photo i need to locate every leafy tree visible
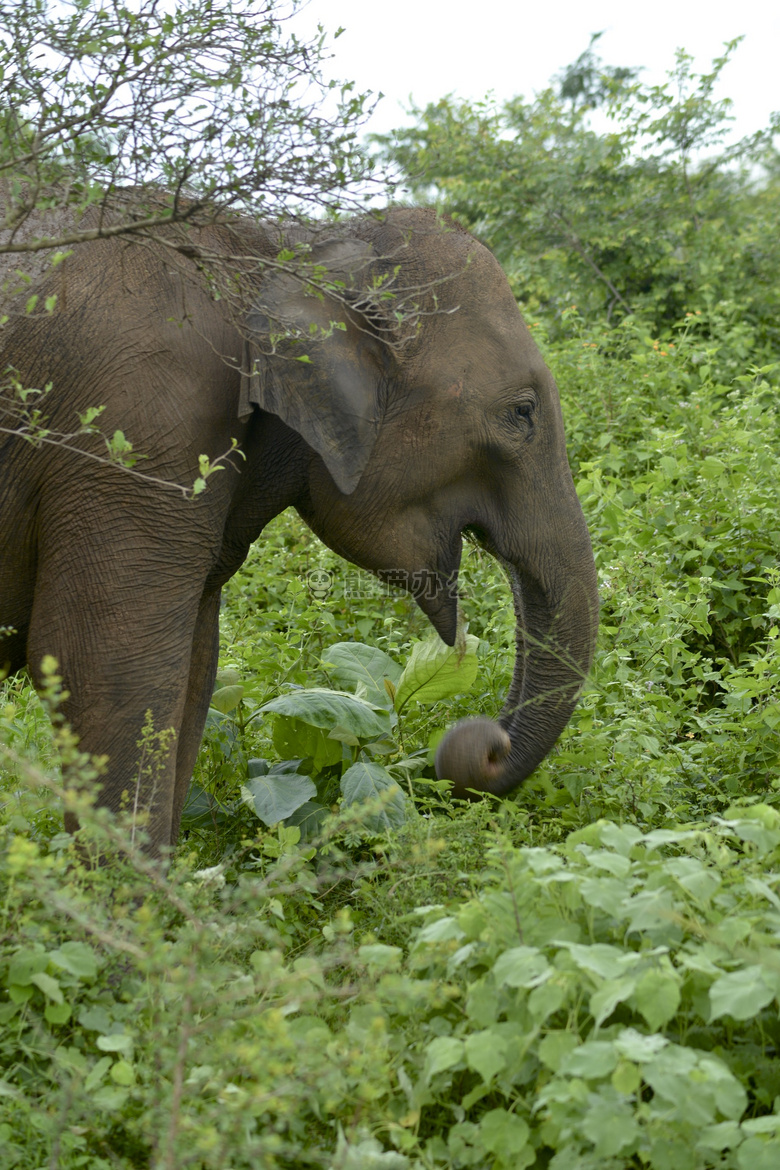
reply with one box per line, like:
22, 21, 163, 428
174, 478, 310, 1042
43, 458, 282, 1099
556, 30, 639, 109
0, 0, 387, 490
0, 0, 376, 258
379, 41, 780, 354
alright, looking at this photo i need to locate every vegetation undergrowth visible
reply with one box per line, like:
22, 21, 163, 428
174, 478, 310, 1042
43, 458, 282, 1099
3, 311, 780, 1166
3, 28, 780, 1170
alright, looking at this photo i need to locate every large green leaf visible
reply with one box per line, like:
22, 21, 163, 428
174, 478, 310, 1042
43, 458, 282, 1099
262, 689, 391, 740
709, 965, 776, 1021
322, 642, 402, 709
8, 949, 49, 987
465, 1031, 507, 1083
394, 634, 479, 710
480, 1110, 532, 1161
492, 946, 551, 989
242, 772, 317, 826
424, 1036, 464, 1082
285, 800, 328, 840
48, 942, 98, 981
180, 781, 232, 830
210, 684, 244, 714
590, 976, 638, 1027
272, 717, 343, 771
340, 761, 405, 830
634, 968, 681, 1030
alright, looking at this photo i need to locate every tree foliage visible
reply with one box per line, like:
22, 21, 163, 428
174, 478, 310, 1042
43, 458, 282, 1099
0, 0, 376, 256
378, 40, 780, 351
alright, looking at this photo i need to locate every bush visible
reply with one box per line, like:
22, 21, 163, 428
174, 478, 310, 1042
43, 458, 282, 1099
378, 41, 780, 355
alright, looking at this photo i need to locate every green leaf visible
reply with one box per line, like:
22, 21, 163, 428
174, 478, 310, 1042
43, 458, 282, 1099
45, 1001, 72, 1024
78, 1006, 113, 1033
559, 941, 641, 980
8, 985, 33, 1004
479, 1109, 531, 1159
247, 758, 270, 777
332, 1129, 410, 1169
358, 945, 403, 972
560, 1040, 619, 1079
211, 684, 244, 713
697, 1121, 742, 1152
465, 1031, 507, 1083
416, 916, 464, 944
612, 1059, 641, 1095
340, 761, 405, 830
7, 948, 48, 986
590, 976, 638, 1026
180, 781, 231, 830
48, 941, 98, 980
29, 971, 63, 1003
614, 1028, 668, 1063
644, 1047, 746, 1122
424, 1036, 464, 1081
709, 965, 776, 1021
84, 1057, 112, 1093
701, 456, 727, 479
91, 1086, 129, 1110
581, 1098, 640, 1157
326, 722, 361, 746
742, 1117, 780, 1136
635, 969, 681, 1029
539, 1030, 579, 1072
285, 800, 328, 840
110, 1060, 135, 1086
262, 689, 390, 739
322, 642, 402, 708
96, 1034, 133, 1055
242, 773, 316, 826
737, 1136, 780, 1170
492, 946, 551, 989
394, 634, 479, 710
528, 979, 567, 1022
272, 717, 342, 771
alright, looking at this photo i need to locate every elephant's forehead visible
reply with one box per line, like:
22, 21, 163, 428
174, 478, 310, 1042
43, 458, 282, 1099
412, 294, 547, 391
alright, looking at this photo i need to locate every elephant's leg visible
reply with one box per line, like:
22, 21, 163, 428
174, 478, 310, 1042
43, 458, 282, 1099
0, 512, 36, 680
26, 544, 209, 854
169, 587, 222, 844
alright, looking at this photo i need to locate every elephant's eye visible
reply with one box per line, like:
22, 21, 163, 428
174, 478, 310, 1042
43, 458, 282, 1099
500, 393, 537, 440
511, 396, 536, 425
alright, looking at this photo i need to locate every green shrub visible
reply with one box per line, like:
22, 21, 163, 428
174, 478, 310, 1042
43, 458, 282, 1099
359, 810, 780, 1168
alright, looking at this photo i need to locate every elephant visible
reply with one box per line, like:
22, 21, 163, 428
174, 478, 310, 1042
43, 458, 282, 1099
0, 206, 598, 853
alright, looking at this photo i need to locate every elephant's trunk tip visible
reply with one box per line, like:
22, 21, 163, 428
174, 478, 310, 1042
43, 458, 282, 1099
435, 717, 511, 799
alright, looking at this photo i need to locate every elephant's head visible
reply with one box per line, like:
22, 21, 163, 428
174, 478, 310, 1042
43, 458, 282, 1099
244, 209, 599, 798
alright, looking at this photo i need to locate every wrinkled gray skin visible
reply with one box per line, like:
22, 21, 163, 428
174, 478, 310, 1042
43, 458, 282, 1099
0, 208, 598, 852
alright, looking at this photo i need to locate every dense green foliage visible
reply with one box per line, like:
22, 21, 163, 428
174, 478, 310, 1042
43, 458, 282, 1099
3, 309, 780, 1166
378, 40, 780, 357
0, 0, 374, 235
2, 34, 780, 1170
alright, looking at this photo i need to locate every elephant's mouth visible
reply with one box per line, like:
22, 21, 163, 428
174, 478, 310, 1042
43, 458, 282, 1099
463, 522, 496, 558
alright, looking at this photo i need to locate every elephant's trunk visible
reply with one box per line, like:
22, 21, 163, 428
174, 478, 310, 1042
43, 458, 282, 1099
435, 544, 598, 798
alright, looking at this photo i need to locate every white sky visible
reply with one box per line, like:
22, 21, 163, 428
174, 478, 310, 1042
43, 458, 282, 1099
297, 0, 779, 142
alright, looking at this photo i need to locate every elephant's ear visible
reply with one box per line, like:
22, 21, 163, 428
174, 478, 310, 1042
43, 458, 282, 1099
242, 246, 389, 495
